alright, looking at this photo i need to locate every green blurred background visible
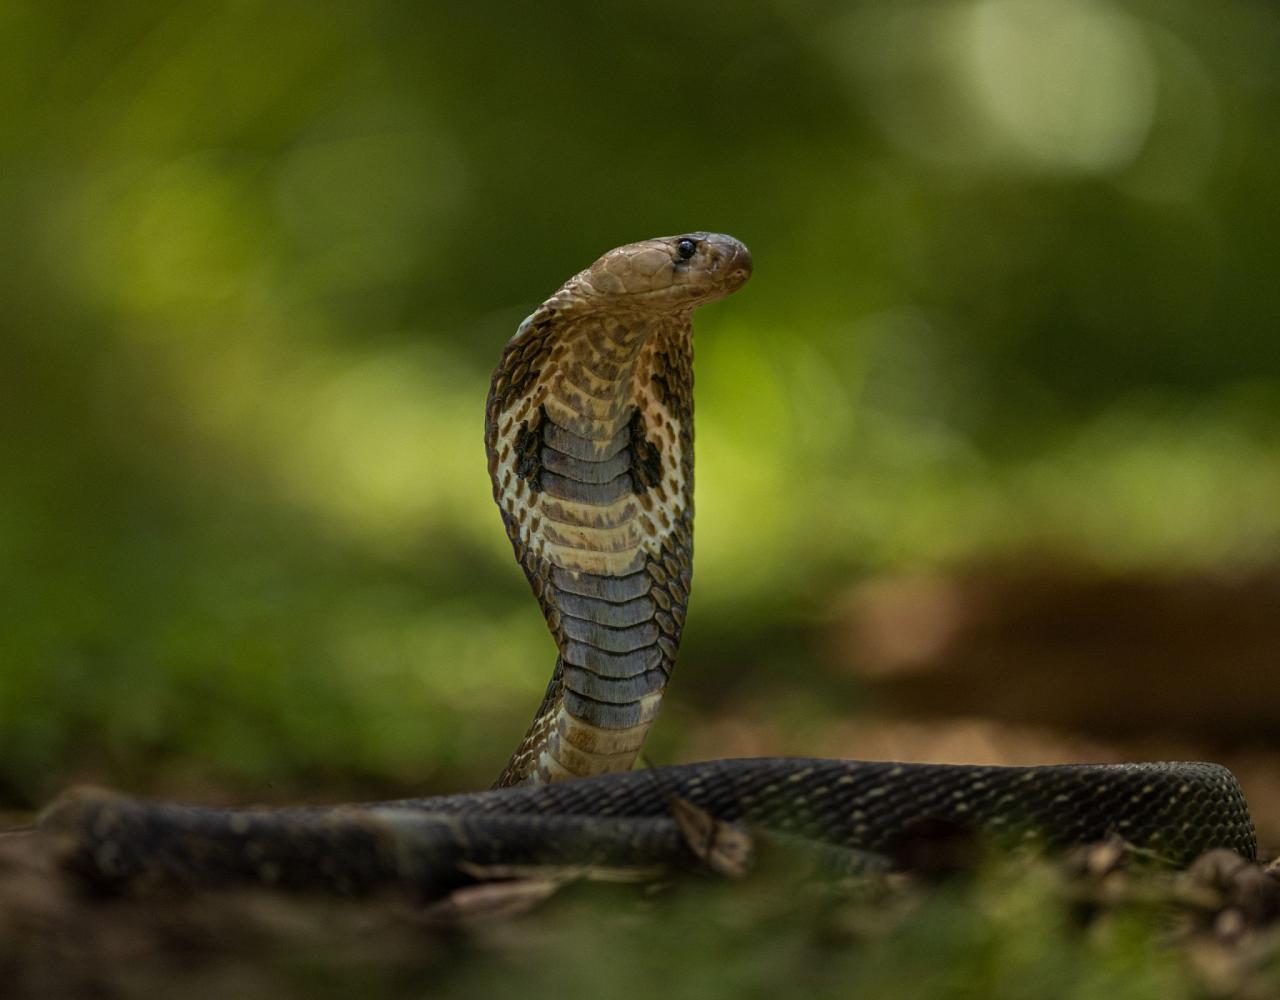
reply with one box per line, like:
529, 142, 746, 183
3, 0, 1278, 818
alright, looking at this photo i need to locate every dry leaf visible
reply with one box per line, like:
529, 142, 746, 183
667, 796, 753, 878
421, 878, 565, 924
456, 861, 661, 884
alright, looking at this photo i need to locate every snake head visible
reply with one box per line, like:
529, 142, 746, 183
571, 232, 752, 311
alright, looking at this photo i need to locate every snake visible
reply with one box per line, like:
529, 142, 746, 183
38, 233, 1257, 897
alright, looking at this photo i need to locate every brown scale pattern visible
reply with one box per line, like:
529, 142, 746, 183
648, 337, 695, 487
490, 319, 555, 417
628, 410, 664, 492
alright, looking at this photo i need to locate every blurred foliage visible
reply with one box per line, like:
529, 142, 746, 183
6, 847, 1265, 1000
442, 866, 1202, 1000
2, 0, 1279, 805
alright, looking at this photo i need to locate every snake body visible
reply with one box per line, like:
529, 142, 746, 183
39, 234, 1258, 893
486, 232, 748, 785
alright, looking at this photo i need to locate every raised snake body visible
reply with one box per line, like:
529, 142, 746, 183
486, 232, 748, 785
40, 234, 1258, 894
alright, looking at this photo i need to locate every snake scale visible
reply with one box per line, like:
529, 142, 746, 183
40, 233, 1257, 896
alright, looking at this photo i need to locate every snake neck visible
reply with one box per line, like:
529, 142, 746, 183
486, 301, 695, 787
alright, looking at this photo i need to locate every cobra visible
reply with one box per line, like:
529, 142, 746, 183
41, 234, 1257, 894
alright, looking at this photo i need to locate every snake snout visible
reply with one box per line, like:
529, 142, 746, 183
703, 233, 753, 291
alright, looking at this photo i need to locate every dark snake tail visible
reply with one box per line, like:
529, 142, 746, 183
43, 759, 1255, 897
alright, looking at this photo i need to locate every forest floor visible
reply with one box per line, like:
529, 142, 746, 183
3, 810, 1279, 1000
6, 563, 1278, 997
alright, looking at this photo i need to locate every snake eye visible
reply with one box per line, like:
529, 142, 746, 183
676, 238, 697, 261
